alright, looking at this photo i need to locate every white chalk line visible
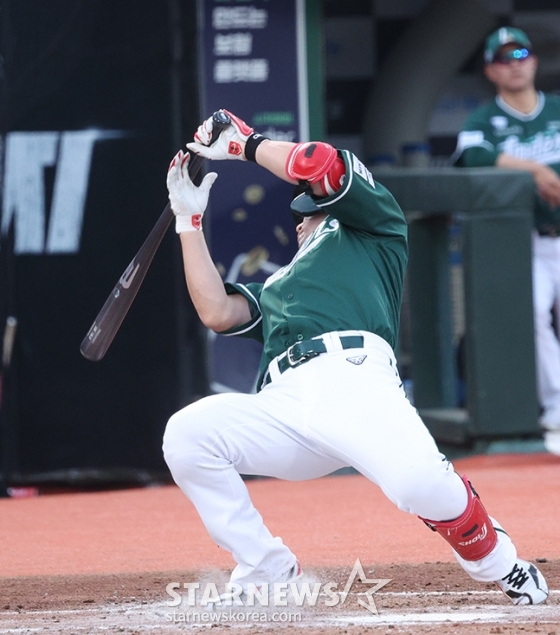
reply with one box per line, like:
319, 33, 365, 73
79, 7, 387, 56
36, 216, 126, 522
381, 588, 560, 597
2, 587, 558, 616
1, 590, 559, 632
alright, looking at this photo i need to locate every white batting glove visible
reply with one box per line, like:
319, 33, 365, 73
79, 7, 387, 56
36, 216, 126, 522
166, 150, 218, 233
186, 109, 254, 161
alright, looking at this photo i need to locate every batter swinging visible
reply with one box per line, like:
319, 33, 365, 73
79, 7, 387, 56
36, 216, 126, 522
162, 110, 548, 607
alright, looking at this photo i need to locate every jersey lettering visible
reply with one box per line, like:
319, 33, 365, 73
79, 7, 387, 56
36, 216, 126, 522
500, 131, 560, 164
352, 155, 375, 188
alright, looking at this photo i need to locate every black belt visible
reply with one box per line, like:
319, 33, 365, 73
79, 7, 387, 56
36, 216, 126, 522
537, 224, 560, 237
263, 335, 364, 387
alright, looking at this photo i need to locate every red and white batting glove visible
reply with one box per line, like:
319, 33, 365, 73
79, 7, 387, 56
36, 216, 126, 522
166, 150, 218, 233
186, 109, 253, 161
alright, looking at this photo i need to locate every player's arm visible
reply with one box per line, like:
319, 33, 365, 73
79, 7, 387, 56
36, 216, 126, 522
495, 153, 560, 208
187, 111, 407, 236
187, 109, 354, 193
454, 118, 560, 208
462, 142, 560, 208
167, 150, 252, 332
179, 233, 252, 332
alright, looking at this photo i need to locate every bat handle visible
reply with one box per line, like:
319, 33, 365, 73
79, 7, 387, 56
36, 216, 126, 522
186, 109, 231, 179
209, 109, 231, 142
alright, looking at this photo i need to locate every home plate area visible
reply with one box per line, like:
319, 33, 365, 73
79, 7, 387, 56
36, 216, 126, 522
1, 562, 559, 635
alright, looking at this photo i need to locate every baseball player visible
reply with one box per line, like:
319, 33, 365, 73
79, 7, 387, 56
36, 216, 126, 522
454, 27, 560, 456
163, 110, 548, 606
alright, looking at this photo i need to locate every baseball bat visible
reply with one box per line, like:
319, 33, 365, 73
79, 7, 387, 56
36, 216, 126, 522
80, 109, 231, 362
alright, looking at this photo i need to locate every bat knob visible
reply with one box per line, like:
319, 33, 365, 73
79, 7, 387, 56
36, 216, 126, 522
213, 110, 231, 126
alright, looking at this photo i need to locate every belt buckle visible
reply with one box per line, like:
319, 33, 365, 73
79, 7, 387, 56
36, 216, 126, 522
286, 341, 318, 367
287, 343, 304, 367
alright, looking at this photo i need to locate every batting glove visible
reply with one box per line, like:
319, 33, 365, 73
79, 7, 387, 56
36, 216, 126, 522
186, 109, 253, 161
166, 150, 218, 233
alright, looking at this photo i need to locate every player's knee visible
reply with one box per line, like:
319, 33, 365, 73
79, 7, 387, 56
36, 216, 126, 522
390, 464, 466, 520
162, 408, 205, 479
162, 412, 185, 472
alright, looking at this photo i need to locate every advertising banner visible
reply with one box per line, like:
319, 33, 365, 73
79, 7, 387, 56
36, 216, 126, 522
0, 2, 187, 479
198, 0, 309, 392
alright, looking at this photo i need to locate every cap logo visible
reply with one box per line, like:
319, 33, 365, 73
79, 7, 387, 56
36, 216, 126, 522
499, 27, 512, 45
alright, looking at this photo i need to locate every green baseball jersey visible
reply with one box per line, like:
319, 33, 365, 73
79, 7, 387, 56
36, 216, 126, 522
220, 149, 408, 389
454, 91, 560, 227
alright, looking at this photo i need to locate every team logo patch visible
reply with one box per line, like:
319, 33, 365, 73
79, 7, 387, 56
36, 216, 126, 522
228, 141, 243, 156
346, 355, 367, 365
490, 116, 508, 131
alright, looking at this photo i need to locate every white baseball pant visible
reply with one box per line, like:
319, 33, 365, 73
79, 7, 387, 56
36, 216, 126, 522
163, 331, 516, 588
532, 232, 560, 421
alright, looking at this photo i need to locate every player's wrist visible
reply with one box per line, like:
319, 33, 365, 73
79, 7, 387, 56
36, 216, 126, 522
244, 133, 269, 162
175, 214, 203, 233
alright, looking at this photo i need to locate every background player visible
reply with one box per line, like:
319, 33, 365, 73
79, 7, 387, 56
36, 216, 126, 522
163, 110, 548, 606
454, 27, 560, 456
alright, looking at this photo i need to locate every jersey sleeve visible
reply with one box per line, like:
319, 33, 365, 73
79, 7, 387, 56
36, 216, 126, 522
312, 149, 407, 239
453, 111, 500, 167
218, 281, 264, 343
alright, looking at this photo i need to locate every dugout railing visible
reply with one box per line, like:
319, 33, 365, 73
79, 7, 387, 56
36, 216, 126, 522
373, 167, 540, 445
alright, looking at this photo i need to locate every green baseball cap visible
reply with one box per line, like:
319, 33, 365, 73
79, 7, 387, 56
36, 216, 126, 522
484, 27, 532, 64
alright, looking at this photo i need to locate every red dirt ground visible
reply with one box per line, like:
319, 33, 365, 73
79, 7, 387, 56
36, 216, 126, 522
1, 452, 559, 634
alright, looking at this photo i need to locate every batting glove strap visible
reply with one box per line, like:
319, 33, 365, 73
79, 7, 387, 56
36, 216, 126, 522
244, 133, 269, 163
174, 214, 203, 233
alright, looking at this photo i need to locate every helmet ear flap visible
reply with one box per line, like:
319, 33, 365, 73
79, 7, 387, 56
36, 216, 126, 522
291, 183, 309, 224
292, 181, 309, 199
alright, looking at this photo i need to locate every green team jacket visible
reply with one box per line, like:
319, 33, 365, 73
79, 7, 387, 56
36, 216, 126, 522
219, 149, 408, 389
454, 91, 560, 228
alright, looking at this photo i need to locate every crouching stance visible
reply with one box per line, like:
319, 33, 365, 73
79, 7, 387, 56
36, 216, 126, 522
163, 110, 548, 606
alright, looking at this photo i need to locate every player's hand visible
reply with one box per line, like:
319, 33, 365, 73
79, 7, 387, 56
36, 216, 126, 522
533, 164, 560, 208
186, 110, 254, 161
166, 150, 218, 233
